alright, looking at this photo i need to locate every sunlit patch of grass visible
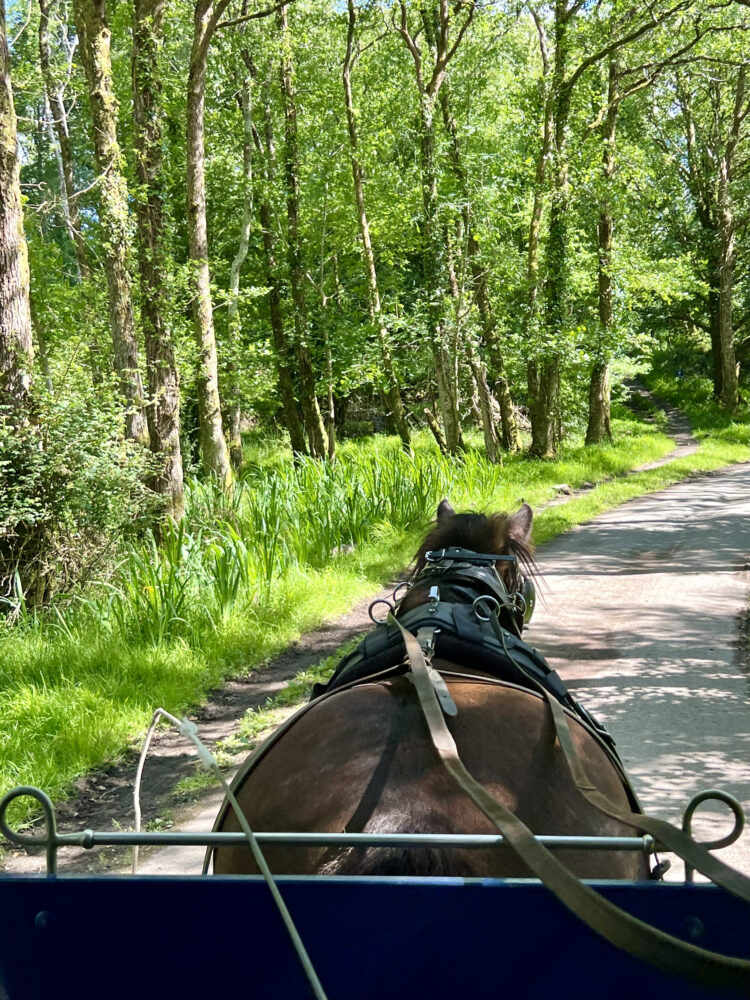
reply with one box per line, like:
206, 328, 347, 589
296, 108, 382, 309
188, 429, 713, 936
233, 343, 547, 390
171, 768, 216, 803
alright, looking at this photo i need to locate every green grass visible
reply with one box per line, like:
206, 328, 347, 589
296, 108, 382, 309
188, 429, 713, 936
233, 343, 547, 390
0, 389, 745, 829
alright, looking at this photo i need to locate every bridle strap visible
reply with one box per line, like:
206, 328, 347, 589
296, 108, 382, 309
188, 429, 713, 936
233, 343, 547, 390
389, 613, 750, 992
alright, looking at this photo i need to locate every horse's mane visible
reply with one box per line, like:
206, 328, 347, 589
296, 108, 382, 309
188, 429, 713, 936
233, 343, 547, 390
410, 508, 536, 581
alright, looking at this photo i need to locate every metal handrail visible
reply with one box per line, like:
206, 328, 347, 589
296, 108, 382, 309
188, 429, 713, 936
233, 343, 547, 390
0, 784, 655, 876
6, 784, 745, 882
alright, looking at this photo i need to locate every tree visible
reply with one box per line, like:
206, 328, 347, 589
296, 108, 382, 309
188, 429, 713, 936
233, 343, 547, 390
527, 0, 697, 457
439, 74, 521, 453
250, 51, 308, 455
396, 0, 476, 454
343, 0, 411, 450
277, 1, 328, 458
132, 0, 185, 517
224, 24, 255, 470
72, 0, 149, 445
586, 57, 617, 444
186, 0, 233, 486
673, 60, 749, 411
38, 0, 101, 383
0, 2, 34, 416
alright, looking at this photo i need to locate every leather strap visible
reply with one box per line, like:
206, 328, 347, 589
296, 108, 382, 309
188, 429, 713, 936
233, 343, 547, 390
389, 614, 750, 992
485, 614, 750, 905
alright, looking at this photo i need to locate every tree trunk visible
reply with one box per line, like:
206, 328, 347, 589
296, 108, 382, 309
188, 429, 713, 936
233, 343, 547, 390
419, 91, 463, 453
530, 358, 560, 459
708, 272, 723, 400
225, 42, 255, 472
132, 0, 184, 518
717, 215, 738, 411
525, 90, 553, 345
438, 81, 518, 453
0, 6, 34, 413
586, 60, 618, 446
531, 5, 570, 459
467, 340, 499, 463
186, 0, 232, 487
586, 362, 611, 444
322, 309, 336, 461
715, 65, 744, 413
72, 0, 148, 445
278, 4, 327, 458
423, 406, 448, 456
314, 187, 337, 461
343, 0, 410, 450
252, 60, 307, 456
444, 219, 498, 462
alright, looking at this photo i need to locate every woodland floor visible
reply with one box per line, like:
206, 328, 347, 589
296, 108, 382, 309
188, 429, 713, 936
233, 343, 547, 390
0, 389, 701, 875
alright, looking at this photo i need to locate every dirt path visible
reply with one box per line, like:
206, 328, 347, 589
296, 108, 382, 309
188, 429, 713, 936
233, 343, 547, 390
1, 583, 400, 874
2, 391, 727, 876
627, 382, 698, 467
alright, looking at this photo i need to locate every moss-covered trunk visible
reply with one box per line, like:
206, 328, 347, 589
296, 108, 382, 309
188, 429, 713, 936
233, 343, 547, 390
278, 4, 327, 459
132, 0, 184, 518
586, 60, 617, 446
186, 0, 232, 488
72, 0, 148, 446
0, 6, 33, 414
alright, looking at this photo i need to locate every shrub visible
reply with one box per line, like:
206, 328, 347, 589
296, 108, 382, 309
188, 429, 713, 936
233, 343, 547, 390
0, 387, 158, 613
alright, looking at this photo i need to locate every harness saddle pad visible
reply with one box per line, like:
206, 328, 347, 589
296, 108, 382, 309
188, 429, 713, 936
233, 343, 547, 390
311, 600, 613, 751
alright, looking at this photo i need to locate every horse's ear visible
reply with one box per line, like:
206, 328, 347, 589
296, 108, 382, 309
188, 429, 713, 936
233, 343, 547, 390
437, 499, 455, 523
508, 503, 533, 544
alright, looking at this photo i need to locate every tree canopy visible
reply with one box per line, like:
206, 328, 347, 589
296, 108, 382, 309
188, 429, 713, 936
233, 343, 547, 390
2, 0, 749, 601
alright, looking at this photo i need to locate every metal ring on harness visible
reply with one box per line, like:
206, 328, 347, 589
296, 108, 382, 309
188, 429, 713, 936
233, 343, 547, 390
511, 591, 527, 617
392, 581, 411, 604
369, 599, 395, 624
472, 594, 501, 622
682, 790, 745, 882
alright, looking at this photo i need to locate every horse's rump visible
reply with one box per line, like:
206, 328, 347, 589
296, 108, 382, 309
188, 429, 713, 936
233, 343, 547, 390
211, 670, 648, 880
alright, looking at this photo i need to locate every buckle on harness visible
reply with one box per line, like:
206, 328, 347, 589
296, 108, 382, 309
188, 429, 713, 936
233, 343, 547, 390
415, 626, 457, 718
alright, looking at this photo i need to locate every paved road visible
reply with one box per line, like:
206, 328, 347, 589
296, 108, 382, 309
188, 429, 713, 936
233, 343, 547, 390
531, 462, 750, 878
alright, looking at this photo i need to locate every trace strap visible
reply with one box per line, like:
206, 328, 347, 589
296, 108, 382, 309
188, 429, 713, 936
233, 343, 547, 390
388, 613, 750, 993
484, 613, 750, 905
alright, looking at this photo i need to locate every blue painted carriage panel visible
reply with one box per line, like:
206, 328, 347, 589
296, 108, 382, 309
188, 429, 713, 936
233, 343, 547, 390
0, 876, 747, 1000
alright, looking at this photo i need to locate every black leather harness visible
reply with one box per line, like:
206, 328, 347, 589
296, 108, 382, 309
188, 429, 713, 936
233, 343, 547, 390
312, 593, 617, 758
310, 547, 645, 810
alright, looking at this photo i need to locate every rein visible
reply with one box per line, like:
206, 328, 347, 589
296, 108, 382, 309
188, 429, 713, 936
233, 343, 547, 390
390, 612, 750, 991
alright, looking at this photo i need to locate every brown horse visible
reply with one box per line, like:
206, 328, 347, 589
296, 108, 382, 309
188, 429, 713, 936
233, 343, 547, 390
211, 502, 649, 880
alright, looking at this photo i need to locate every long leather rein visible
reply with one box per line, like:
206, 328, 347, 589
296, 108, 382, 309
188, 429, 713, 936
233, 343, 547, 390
389, 613, 750, 992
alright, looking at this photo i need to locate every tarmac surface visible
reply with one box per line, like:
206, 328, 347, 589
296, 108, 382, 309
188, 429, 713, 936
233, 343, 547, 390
531, 461, 750, 879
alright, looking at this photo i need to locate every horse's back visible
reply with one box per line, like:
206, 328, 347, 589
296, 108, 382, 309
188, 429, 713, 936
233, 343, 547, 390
212, 673, 648, 879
